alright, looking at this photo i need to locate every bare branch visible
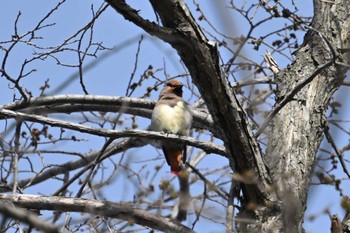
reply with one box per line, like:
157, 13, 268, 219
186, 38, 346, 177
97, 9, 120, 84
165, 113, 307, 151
0, 194, 195, 233
0, 108, 225, 156
0, 139, 133, 192
0, 94, 217, 134
324, 125, 350, 179
104, 0, 178, 43
0, 202, 59, 233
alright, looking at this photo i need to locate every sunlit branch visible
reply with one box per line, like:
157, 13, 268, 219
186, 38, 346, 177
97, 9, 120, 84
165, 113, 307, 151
0, 194, 195, 233
0, 201, 59, 233
0, 108, 226, 156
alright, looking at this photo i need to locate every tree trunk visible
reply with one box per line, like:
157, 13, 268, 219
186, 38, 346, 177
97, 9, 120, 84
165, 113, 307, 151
261, 0, 350, 232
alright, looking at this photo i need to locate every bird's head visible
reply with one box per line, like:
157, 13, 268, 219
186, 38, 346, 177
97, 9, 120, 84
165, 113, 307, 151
160, 80, 183, 98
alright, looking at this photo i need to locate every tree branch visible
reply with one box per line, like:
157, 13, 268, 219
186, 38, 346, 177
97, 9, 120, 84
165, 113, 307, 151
0, 202, 59, 233
0, 94, 217, 135
324, 125, 350, 179
0, 194, 195, 233
0, 108, 225, 156
104, 0, 180, 43
0, 138, 133, 192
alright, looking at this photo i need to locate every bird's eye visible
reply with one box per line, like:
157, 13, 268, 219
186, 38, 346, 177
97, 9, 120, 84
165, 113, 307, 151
166, 83, 174, 87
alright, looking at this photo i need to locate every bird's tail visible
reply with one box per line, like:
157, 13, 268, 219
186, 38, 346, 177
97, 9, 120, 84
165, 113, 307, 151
162, 147, 182, 175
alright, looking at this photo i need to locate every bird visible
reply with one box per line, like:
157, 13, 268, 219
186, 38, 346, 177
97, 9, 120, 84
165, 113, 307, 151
150, 80, 192, 174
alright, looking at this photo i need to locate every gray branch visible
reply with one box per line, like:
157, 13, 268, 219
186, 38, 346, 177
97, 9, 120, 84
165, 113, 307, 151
0, 194, 195, 233
0, 108, 225, 156
0, 201, 59, 233
0, 94, 218, 136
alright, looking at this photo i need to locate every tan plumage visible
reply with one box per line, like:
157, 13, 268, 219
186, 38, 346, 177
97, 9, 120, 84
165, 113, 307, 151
150, 80, 192, 174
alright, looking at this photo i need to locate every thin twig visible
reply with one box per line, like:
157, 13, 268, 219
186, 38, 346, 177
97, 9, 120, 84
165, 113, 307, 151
186, 163, 228, 200
75, 137, 115, 197
53, 138, 115, 197
126, 35, 144, 97
191, 174, 206, 229
324, 125, 350, 179
13, 139, 133, 194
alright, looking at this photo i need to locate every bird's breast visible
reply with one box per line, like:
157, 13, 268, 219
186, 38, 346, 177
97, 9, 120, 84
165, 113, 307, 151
151, 101, 192, 136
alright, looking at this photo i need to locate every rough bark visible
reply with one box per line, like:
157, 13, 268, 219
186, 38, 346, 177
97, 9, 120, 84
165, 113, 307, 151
331, 215, 343, 233
343, 212, 350, 232
263, 0, 350, 232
